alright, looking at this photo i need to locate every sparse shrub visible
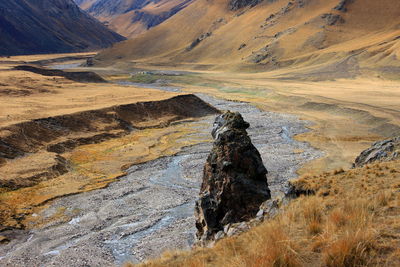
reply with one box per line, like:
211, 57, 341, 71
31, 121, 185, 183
302, 197, 324, 235
308, 219, 323, 235
329, 208, 349, 228
249, 222, 302, 267
323, 230, 375, 267
375, 190, 392, 207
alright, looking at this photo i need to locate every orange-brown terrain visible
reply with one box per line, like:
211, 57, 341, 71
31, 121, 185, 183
95, 0, 400, 78
0, 54, 219, 232
92, 0, 400, 172
0, 0, 399, 266
76, 0, 193, 38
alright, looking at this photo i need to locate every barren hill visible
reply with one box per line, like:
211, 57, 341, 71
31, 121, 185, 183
75, 0, 193, 38
0, 0, 125, 56
95, 0, 400, 78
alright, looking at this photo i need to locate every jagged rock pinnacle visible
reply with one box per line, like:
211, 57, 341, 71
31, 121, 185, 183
195, 111, 271, 245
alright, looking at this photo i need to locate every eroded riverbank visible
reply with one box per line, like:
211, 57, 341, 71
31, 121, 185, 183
0, 93, 322, 266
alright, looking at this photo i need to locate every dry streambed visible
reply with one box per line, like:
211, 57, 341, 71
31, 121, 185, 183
0, 94, 218, 229
0, 94, 322, 266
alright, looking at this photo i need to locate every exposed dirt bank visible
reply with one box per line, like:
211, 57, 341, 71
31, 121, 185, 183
13, 65, 106, 83
31, 55, 95, 66
0, 94, 219, 231
0, 94, 321, 266
1, 94, 218, 165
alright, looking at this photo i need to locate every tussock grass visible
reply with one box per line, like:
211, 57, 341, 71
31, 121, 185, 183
127, 160, 400, 267
323, 229, 375, 267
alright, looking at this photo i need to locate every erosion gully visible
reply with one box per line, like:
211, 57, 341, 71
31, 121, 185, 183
0, 80, 322, 266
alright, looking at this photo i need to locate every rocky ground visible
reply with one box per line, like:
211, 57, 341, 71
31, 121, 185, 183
0, 94, 322, 266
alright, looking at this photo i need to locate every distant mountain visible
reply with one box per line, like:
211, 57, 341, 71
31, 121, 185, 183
94, 0, 400, 78
75, 0, 193, 38
0, 0, 125, 56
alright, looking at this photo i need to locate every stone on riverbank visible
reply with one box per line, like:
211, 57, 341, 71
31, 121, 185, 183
353, 136, 400, 168
195, 111, 271, 245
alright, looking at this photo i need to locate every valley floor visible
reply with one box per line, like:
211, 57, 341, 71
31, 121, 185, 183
0, 94, 320, 266
0, 53, 399, 266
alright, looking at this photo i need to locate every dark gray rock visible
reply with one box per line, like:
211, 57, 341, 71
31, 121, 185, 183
186, 32, 212, 51
321, 13, 345, 26
334, 0, 354, 12
195, 111, 271, 245
238, 43, 247, 50
229, 0, 262, 10
353, 136, 400, 168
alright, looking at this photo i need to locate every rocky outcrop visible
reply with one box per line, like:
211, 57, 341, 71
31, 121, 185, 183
186, 32, 212, 51
229, 0, 257, 10
212, 198, 281, 242
77, 0, 193, 38
334, 0, 354, 12
130, 1, 192, 30
353, 136, 400, 168
321, 13, 345, 26
195, 111, 271, 245
229, 0, 262, 10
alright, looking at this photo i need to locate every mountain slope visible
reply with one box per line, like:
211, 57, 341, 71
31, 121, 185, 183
95, 0, 400, 78
75, 0, 193, 38
0, 0, 125, 56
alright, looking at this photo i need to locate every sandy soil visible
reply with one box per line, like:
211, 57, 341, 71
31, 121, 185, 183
0, 95, 321, 266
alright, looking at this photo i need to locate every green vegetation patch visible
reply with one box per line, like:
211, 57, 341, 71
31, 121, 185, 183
130, 73, 164, 83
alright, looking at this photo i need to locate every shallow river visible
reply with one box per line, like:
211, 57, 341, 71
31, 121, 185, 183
0, 93, 322, 266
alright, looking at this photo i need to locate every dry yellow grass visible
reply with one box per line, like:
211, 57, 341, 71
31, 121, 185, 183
153, 72, 400, 174
127, 160, 400, 267
0, 57, 205, 229
96, 0, 400, 76
0, 67, 180, 128
93, 0, 400, 176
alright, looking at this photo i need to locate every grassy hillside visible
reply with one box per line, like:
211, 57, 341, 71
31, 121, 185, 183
128, 159, 400, 267
95, 0, 400, 78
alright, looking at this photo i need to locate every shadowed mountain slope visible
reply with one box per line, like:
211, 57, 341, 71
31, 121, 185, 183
0, 0, 125, 56
75, 0, 193, 38
94, 0, 400, 78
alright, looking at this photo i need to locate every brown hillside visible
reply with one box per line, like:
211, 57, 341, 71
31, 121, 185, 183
76, 0, 193, 38
95, 0, 400, 77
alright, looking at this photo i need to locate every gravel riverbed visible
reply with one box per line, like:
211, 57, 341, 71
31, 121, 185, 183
0, 94, 322, 266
